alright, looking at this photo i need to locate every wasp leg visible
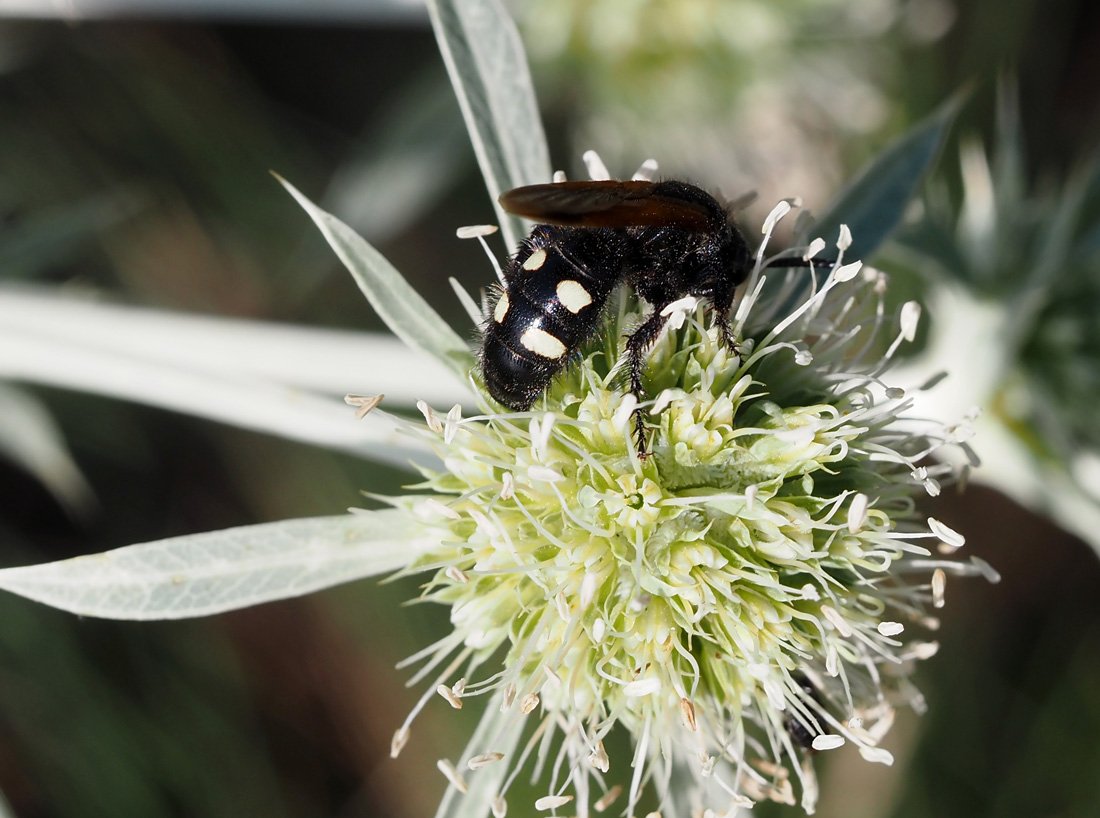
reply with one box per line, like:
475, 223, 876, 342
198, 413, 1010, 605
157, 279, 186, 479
712, 303, 737, 352
623, 307, 673, 455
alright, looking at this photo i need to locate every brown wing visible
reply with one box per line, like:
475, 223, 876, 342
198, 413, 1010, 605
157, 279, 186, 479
499, 181, 712, 231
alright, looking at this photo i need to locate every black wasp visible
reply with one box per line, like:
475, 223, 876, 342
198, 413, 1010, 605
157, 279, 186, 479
479, 178, 755, 448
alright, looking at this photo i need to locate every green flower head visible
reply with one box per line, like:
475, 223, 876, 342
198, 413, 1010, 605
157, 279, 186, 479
386, 181, 991, 816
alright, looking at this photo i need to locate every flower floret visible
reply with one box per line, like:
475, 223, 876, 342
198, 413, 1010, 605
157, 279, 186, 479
389, 210, 982, 817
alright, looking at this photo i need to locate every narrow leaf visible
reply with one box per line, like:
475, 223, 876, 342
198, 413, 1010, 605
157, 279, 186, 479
427, 0, 552, 250
279, 175, 475, 377
0, 315, 434, 469
0, 512, 430, 620
803, 95, 962, 260
0, 384, 94, 516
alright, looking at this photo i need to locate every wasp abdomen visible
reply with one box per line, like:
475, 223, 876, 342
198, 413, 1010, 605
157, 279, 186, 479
481, 227, 626, 409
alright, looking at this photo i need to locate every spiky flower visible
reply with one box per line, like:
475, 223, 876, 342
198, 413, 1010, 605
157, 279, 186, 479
383, 192, 991, 817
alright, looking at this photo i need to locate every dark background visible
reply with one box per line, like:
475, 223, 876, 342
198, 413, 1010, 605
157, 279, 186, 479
1, 1, 1098, 816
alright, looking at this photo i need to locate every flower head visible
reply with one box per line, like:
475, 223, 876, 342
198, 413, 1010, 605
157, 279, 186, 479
387, 185, 987, 816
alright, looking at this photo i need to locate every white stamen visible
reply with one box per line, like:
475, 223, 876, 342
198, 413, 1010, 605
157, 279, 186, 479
416, 400, 443, 433
592, 617, 607, 643
837, 224, 853, 250
970, 556, 1001, 583
595, 785, 623, 812
390, 727, 409, 758
554, 592, 570, 621
932, 568, 946, 608
436, 684, 463, 709
660, 295, 699, 318
795, 350, 813, 365
762, 200, 792, 235
632, 158, 658, 181
456, 224, 498, 239
444, 404, 462, 444
468, 752, 505, 769
803, 237, 827, 260
535, 794, 574, 811
531, 411, 555, 459
437, 759, 468, 792
462, 226, 506, 283
908, 641, 940, 660
416, 498, 460, 520
859, 746, 894, 765
582, 149, 610, 180
344, 393, 384, 418
491, 797, 508, 818
624, 677, 661, 697
520, 693, 540, 714
445, 565, 469, 584
588, 742, 610, 772
847, 493, 869, 532
649, 388, 682, 415
834, 260, 863, 281
552, 170, 567, 183
821, 605, 854, 637
885, 386, 905, 399
680, 698, 698, 731
580, 571, 600, 609
928, 517, 966, 548
811, 734, 845, 751
899, 300, 921, 340
499, 471, 515, 500
612, 393, 638, 430
877, 621, 904, 637
528, 465, 564, 482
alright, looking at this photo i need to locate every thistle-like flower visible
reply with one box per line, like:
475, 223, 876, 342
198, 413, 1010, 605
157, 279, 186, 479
0, 159, 994, 818
380, 181, 992, 817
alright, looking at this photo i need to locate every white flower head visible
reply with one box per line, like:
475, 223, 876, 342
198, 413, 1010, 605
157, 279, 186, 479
391, 163, 987, 816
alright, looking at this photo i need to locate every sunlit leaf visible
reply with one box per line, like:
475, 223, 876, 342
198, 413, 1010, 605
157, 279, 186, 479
0, 287, 470, 406
0, 512, 430, 620
804, 96, 961, 260
427, 0, 552, 250
279, 176, 475, 377
0, 302, 434, 469
0, 383, 94, 515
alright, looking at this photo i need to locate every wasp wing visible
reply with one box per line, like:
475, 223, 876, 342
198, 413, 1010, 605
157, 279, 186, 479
499, 181, 713, 231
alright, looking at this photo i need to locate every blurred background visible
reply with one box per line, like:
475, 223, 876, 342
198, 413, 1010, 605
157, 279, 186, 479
1, 0, 1099, 816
